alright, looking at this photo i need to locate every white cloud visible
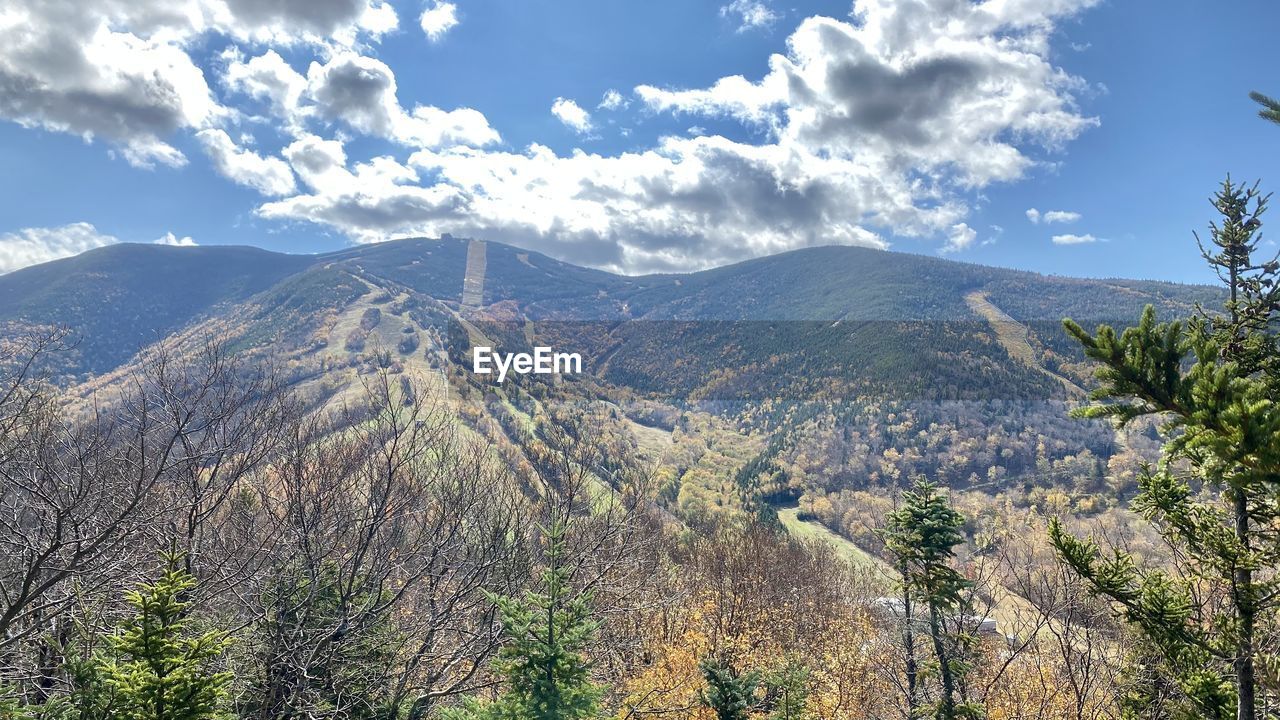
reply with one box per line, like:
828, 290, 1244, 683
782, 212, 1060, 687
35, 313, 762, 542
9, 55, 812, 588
0, 223, 193, 273
1051, 233, 1101, 245
306, 53, 500, 148
266, 134, 903, 271
154, 232, 198, 246
1027, 207, 1081, 224
197, 129, 297, 196
221, 50, 500, 150
0, 1, 398, 168
637, 74, 783, 127
639, 6, 1100, 186
419, 1, 459, 42
259, 135, 467, 243
942, 223, 977, 253
598, 89, 629, 111
0, 223, 119, 274
4, 0, 1102, 273
1043, 210, 1082, 223
222, 49, 308, 126
252, 0, 1102, 272
720, 0, 778, 32
551, 98, 593, 134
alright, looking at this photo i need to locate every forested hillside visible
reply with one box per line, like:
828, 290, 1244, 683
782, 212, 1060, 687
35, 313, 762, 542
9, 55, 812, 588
1, 226, 1267, 720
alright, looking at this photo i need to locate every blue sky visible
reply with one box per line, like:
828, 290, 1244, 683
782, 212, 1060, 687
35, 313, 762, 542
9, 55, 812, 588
0, 0, 1277, 283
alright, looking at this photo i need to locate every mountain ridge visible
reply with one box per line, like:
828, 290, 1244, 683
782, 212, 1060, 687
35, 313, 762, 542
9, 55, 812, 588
0, 236, 1222, 394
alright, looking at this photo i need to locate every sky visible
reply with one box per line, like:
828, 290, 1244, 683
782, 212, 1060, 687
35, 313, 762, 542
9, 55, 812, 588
0, 0, 1277, 283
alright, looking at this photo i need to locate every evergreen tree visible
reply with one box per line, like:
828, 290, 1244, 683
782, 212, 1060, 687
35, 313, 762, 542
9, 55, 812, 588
1251, 91, 1280, 126
700, 658, 759, 720
1192, 179, 1278, 388
245, 562, 402, 720
443, 519, 602, 720
889, 490, 921, 717
883, 478, 984, 720
762, 659, 809, 720
1050, 179, 1280, 720
93, 552, 231, 720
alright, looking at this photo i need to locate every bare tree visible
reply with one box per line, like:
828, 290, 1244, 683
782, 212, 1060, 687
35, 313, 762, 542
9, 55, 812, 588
0, 332, 290, 702
1000, 524, 1125, 720
239, 369, 525, 720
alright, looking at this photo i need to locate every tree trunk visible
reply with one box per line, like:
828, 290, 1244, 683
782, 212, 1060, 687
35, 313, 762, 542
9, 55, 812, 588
1228, 264, 1257, 720
928, 601, 957, 720
1234, 488, 1256, 720
901, 561, 919, 718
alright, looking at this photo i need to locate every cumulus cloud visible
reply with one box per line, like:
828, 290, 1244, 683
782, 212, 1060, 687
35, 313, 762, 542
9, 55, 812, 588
0, 0, 397, 168
197, 129, 297, 196
251, 0, 1101, 272
551, 98, 593, 134
942, 223, 978, 253
598, 89, 629, 111
0, 223, 193, 273
636, 74, 783, 127
258, 134, 468, 243
222, 49, 308, 125
218, 0, 398, 42
419, 1, 459, 42
1051, 233, 1101, 245
1027, 207, 1081, 224
720, 0, 779, 32
266, 134, 900, 271
221, 50, 499, 151
154, 232, 198, 246
5, 0, 1103, 273
306, 53, 500, 147
638, 6, 1101, 187
0, 223, 119, 273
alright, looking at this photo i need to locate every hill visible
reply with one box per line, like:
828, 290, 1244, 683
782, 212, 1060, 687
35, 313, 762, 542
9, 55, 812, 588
0, 237, 1219, 399
0, 234, 1221, 608
0, 243, 313, 378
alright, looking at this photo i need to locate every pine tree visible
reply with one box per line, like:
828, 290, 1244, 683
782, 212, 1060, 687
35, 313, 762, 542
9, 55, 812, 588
1251, 91, 1280, 126
883, 478, 984, 720
700, 657, 759, 720
246, 562, 402, 720
1193, 179, 1278, 389
762, 659, 809, 720
442, 519, 602, 720
95, 552, 231, 720
1051, 178, 1280, 720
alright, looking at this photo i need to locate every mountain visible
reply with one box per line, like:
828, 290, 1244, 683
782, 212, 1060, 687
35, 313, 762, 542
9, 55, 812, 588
0, 243, 313, 377
0, 236, 1218, 398
1, 234, 1227, 561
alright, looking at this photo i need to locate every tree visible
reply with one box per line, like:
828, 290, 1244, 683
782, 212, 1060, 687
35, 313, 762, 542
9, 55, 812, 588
1051, 178, 1280, 720
889, 490, 922, 718
1192, 179, 1278, 388
443, 519, 603, 720
244, 370, 521, 720
701, 657, 760, 720
1251, 91, 1280, 126
762, 659, 809, 720
883, 478, 984, 720
92, 552, 231, 720
0, 335, 287, 702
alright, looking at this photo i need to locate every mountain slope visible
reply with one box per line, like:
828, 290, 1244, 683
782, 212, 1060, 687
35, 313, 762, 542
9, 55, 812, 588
0, 237, 1219, 398
0, 243, 314, 378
